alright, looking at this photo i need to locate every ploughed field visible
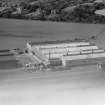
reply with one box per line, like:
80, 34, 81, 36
1, 19, 105, 105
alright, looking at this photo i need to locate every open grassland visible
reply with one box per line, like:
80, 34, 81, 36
1, 19, 105, 105
1, 18, 105, 70
0, 19, 105, 49
0, 65, 105, 105
1, 18, 105, 69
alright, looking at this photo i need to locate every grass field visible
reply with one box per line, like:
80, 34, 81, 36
0, 19, 105, 49
1, 19, 105, 105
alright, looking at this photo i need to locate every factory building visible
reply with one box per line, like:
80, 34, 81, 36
26, 40, 105, 67
62, 49, 105, 67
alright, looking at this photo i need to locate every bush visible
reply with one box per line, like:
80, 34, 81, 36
1, 0, 105, 24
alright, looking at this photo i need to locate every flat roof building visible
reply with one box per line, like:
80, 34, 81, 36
62, 49, 105, 66
26, 40, 102, 66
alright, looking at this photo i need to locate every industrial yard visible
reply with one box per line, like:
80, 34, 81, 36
1, 19, 105, 105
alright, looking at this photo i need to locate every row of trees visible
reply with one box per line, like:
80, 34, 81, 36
0, 0, 105, 24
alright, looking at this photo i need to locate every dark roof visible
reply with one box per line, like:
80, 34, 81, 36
29, 39, 88, 46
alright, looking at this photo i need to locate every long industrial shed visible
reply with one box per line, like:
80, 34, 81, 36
26, 40, 105, 68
